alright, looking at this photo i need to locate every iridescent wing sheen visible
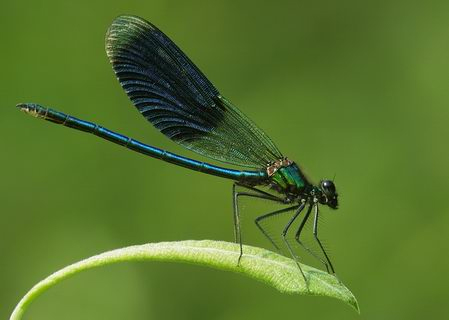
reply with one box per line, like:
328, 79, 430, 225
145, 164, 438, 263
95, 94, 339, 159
106, 15, 283, 168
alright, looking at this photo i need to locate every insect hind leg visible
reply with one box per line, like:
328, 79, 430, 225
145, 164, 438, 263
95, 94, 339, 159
232, 183, 284, 264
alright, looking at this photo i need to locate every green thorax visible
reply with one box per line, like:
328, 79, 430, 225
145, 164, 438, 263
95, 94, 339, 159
270, 162, 311, 195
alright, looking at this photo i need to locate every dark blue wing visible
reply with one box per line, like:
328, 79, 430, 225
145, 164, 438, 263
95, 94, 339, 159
106, 15, 283, 168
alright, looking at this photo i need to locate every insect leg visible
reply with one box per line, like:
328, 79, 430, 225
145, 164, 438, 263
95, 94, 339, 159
294, 204, 330, 272
281, 202, 308, 284
312, 204, 336, 274
254, 205, 300, 251
232, 183, 284, 264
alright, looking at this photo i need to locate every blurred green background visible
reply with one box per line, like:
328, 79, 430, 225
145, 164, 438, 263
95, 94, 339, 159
2, 0, 449, 319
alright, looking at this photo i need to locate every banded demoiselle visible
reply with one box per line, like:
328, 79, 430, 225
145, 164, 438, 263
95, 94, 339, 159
18, 15, 339, 282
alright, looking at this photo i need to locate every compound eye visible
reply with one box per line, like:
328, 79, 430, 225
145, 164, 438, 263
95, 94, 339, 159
321, 180, 336, 194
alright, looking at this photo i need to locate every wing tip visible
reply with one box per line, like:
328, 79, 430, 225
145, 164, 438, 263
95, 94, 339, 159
105, 15, 158, 59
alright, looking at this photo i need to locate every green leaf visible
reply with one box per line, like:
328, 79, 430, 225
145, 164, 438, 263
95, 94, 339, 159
9, 240, 359, 319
